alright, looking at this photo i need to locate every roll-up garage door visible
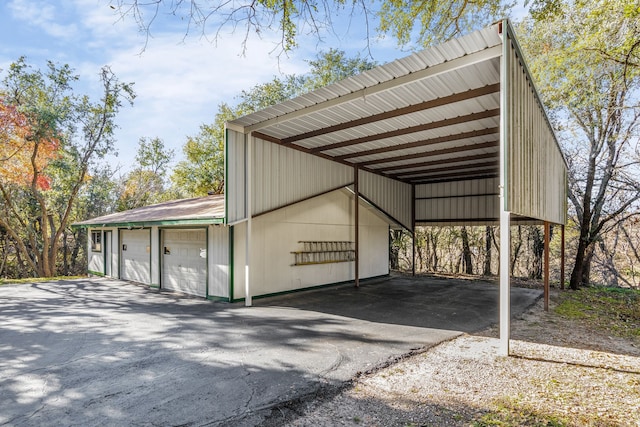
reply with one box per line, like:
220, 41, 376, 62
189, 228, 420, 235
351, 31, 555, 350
121, 229, 151, 284
162, 229, 207, 297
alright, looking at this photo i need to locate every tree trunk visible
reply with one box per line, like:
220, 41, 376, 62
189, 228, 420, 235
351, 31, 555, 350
483, 226, 492, 276
529, 226, 544, 280
430, 232, 439, 271
389, 230, 402, 270
70, 229, 85, 275
511, 226, 523, 276
461, 226, 473, 274
62, 229, 69, 276
0, 234, 8, 276
570, 211, 595, 290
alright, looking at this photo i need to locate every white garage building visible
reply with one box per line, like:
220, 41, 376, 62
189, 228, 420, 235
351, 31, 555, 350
76, 20, 567, 354
76, 190, 393, 301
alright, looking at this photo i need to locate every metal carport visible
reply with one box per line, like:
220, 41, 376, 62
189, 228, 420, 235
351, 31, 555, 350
224, 19, 567, 355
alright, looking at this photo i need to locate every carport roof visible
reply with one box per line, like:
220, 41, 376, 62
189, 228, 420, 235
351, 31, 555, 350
73, 195, 225, 228
226, 23, 507, 185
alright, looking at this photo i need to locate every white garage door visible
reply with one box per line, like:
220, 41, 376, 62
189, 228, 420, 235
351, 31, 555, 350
162, 229, 207, 297
121, 229, 151, 284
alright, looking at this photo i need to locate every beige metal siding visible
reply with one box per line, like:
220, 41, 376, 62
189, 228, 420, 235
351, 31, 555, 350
358, 169, 412, 230
505, 34, 567, 225
207, 224, 229, 299
225, 128, 247, 223
232, 189, 389, 299
415, 178, 500, 225
251, 136, 353, 215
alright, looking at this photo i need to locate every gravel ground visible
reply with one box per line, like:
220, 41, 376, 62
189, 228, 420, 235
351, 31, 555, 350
256, 291, 640, 427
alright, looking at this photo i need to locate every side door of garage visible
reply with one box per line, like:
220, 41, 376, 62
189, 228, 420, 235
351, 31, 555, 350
120, 229, 151, 284
162, 229, 207, 297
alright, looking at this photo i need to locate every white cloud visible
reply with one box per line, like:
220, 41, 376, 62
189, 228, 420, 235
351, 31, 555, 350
8, 0, 79, 39
94, 30, 309, 170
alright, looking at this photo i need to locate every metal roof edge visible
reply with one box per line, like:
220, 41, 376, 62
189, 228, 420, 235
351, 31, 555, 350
72, 217, 226, 229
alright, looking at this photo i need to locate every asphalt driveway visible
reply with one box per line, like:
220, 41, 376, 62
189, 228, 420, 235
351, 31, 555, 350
0, 276, 541, 426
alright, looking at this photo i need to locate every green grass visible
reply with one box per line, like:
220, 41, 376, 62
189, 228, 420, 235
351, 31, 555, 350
472, 399, 570, 427
554, 286, 640, 338
0, 275, 85, 286
473, 411, 567, 427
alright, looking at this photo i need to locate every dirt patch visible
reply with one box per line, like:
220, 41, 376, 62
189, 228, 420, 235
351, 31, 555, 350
257, 287, 640, 427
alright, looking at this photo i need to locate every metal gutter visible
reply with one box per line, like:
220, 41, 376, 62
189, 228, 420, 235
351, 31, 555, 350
72, 217, 225, 229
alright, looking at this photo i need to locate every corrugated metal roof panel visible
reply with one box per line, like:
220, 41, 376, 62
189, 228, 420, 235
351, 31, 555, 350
74, 195, 225, 227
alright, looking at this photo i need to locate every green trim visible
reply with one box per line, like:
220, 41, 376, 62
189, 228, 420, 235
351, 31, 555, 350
158, 227, 163, 290
205, 226, 210, 298
73, 217, 225, 230
149, 284, 160, 289
102, 230, 107, 274
229, 274, 390, 303
149, 227, 153, 286
88, 270, 105, 277
229, 225, 234, 301
117, 229, 122, 279
224, 127, 229, 223
104, 230, 113, 276
207, 295, 231, 302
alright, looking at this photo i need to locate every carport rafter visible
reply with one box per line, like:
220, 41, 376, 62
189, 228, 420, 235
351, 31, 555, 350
334, 126, 499, 161
359, 140, 499, 167
307, 103, 500, 153
411, 171, 499, 185
394, 161, 500, 179
375, 152, 499, 174
393, 160, 499, 178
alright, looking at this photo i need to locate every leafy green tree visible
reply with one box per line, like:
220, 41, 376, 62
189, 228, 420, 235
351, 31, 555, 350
377, 0, 511, 47
117, 137, 175, 210
171, 121, 226, 197
0, 57, 134, 278
518, 0, 640, 289
135, 136, 174, 175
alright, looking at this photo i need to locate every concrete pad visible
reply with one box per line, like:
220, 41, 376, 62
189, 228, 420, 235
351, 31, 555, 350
0, 276, 540, 426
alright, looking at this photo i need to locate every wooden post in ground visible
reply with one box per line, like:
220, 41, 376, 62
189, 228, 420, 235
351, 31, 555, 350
544, 221, 550, 311
560, 224, 565, 290
354, 165, 359, 288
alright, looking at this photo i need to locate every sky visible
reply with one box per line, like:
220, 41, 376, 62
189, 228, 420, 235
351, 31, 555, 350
0, 0, 405, 174
0, 0, 528, 175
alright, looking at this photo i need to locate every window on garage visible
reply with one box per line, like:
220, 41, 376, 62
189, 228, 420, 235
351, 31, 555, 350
91, 231, 102, 252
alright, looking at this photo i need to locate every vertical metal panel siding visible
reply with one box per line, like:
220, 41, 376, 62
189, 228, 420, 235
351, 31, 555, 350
358, 170, 412, 230
506, 38, 567, 224
225, 129, 247, 223
414, 178, 500, 222
208, 225, 229, 298
251, 137, 353, 215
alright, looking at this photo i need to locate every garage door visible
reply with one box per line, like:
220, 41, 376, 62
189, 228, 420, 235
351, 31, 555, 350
121, 229, 151, 284
162, 229, 207, 297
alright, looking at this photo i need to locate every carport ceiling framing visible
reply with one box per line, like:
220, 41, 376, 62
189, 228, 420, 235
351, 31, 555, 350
233, 38, 503, 186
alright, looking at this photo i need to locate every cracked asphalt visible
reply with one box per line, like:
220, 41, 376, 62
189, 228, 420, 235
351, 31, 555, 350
0, 276, 540, 426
